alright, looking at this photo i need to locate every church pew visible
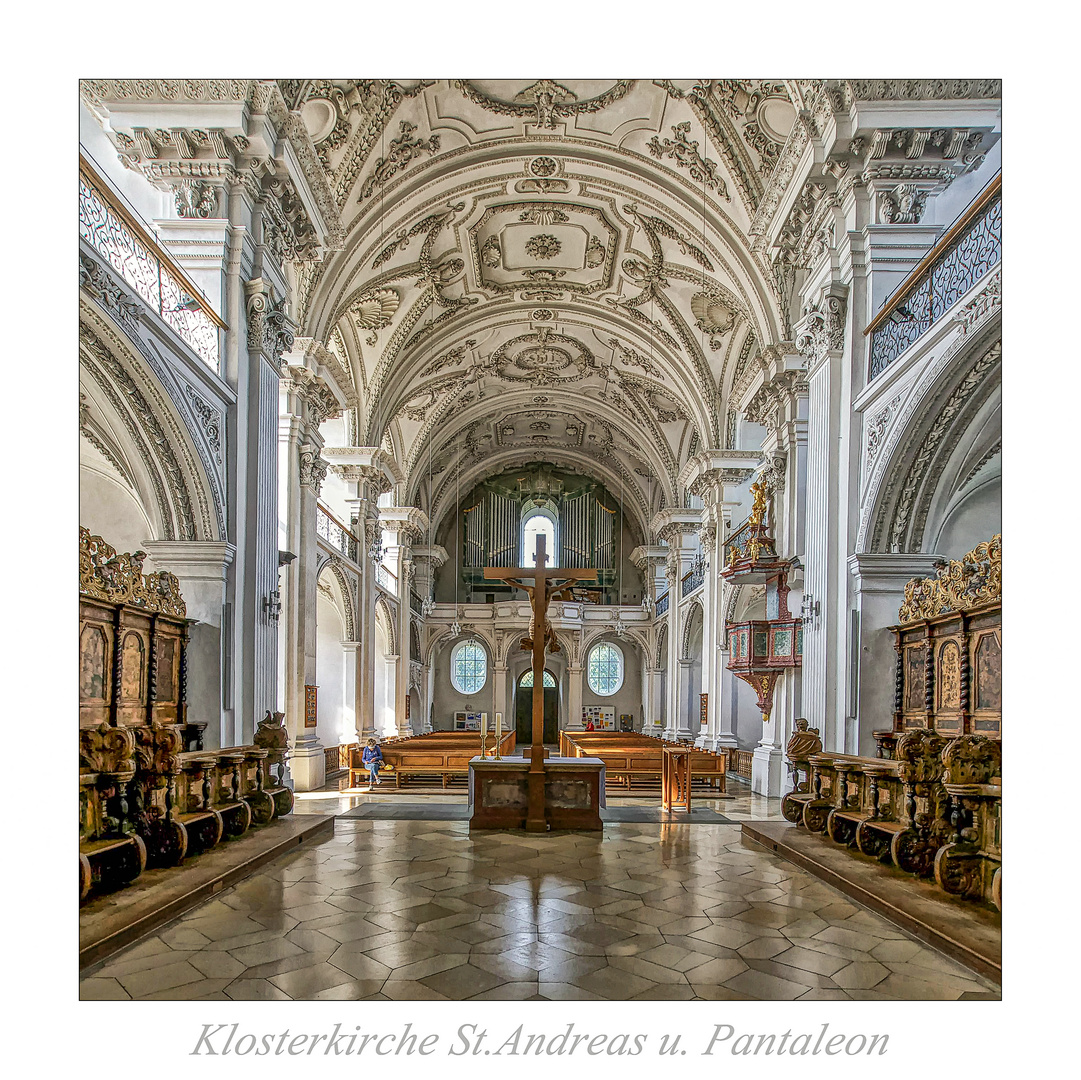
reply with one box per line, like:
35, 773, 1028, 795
350, 731, 516, 788
561, 732, 727, 791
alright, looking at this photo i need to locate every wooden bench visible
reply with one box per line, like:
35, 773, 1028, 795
350, 731, 516, 789
562, 732, 727, 792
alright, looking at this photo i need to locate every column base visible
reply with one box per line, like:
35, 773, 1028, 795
291, 732, 326, 792
751, 744, 783, 798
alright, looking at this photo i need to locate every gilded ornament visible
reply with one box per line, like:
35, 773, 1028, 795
897, 534, 1001, 622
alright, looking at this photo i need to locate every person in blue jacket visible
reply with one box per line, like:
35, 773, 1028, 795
361, 738, 383, 788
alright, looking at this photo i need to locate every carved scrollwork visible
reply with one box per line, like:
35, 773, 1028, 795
80, 527, 187, 617
898, 534, 1001, 622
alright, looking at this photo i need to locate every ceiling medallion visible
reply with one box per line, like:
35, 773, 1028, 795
531, 308, 554, 321
530, 157, 559, 177
469, 200, 617, 295
526, 233, 562, 260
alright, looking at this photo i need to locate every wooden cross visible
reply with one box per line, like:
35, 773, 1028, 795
485, 534, 597, 830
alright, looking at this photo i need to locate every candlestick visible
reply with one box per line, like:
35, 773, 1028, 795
480, 713, 487, 757
495, 712, 502, 759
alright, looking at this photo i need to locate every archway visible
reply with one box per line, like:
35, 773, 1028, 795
515, 668, 558, 745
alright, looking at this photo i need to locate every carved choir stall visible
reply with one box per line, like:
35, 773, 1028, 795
779, 536, 1002, 911
721, 479, 802, 724
79, 528, 293, 902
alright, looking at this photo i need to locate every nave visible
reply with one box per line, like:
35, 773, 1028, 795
80, 783, 999, 1001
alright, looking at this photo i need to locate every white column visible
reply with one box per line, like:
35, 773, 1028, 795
567, 665, 584, 731
142, 541, 235, 749
340, 641, 359, 745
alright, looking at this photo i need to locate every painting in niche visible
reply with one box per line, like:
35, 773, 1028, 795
80, 625, 107, 700
121, 632, 145, 701
938, 641, 961, 709
156, 636, 176, 702
975, 632, 1002, 711
904, 646, 925, 711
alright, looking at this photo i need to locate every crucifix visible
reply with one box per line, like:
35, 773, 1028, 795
484, 533, 597, 831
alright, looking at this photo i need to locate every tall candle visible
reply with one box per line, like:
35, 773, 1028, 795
481, 712, 487, 748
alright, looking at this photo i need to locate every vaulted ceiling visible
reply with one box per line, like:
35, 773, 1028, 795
280, 80, 803, 529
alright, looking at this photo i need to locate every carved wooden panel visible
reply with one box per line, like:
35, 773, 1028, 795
120, 631, 145, 701
80, 624, 109, 703
971, 629, 1001, 734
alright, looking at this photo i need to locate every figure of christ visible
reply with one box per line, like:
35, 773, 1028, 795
484, 534, 597, 831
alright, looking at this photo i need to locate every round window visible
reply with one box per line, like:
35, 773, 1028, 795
587, 641, 624, 696
450, 639, 487, 694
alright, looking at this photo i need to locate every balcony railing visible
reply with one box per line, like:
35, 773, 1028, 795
681, 559, 705, 598
79, 157, 224, 370
866, 176, 1001, 380
316, 504, 359, 562
655, 591, 670, 617
376, 564, 398, 596
409, 590, 423, 615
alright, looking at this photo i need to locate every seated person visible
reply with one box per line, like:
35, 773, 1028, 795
585, 719, 596, 731
361, 738, 384, 788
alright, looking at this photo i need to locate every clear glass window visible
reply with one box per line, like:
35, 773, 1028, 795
587, 642, 624, 696
523, 511, 557, 567
520, 669, 556, 688
450, 640, 487, 694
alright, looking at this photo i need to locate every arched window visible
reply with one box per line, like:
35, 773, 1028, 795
450, 639, 487, 694
587, 641, 624, 695
522, 508, 557, 567
520, 669, 556, 688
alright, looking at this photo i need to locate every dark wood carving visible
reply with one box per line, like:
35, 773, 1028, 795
887, 535, 1001, 741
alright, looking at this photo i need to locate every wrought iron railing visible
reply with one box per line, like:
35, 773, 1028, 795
79, 158, 224, 370
681, 559, 705, 598
316, 504, 359, 562
376, 563, 398, 596
409, 590, 423, 615
867, 177, 1001, 379
655, 591, 670, 617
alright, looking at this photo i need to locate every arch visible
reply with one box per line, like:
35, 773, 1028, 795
79, 297, 224, 542
318, 558, 357, 641
679, 597, 705, 660
859, 325, 1001, 554
518, 668, 557, 688
374, 593, 398, 656
656, 622, 669, 669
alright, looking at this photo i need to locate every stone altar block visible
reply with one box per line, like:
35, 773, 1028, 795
468, 757, 605, 831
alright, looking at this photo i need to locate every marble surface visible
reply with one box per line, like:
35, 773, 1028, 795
80, 801, 1000, 1001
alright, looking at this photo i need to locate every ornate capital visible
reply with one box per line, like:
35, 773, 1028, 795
244, 277, 295, 364
796, 287, 849, 369
282, 365, 342, 426
298, 442, 329, 493
880, 182, 930, 225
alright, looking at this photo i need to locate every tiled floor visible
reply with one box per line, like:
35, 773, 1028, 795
80, 807, 1001, 1001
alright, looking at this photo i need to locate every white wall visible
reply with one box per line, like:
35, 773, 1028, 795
80, 455, 158, 563
315, 589, 349, 746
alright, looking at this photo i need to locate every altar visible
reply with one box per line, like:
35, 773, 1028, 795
468, 755, 605, 831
